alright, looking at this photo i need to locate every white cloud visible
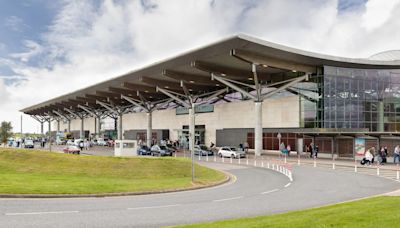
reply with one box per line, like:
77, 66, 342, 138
362, 0, 400, 31
10, 40, 43, 62
4, 15, 29, 32
1, 0, 400, 133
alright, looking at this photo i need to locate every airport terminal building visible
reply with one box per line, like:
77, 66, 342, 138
21, 35, 400, 158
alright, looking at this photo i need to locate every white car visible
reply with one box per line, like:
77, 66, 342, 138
96, 138, 107, 146
217, 147, 246, 158
66, 140, 74, 146
24, 139, 34, 148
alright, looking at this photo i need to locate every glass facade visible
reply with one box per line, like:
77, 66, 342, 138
301, 66, 400, 132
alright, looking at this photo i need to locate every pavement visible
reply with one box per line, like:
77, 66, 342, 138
0, 157, 399, 228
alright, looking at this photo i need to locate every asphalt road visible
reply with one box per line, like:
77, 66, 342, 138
0, 161, 399, 228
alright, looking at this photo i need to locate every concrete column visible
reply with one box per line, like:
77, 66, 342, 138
57, 120, 60, 132
147, 112, 152, 147
48, 120, 52, 152
96, 117, 101, 139
94, 118, 97, 136
255, 101, 263, 156
118, 114, 123, 140
189, 103, 196, 182
67, 120, 71, 133
40, 122, 44, 135
378, 101, 384, 132
80, 118, 84, 139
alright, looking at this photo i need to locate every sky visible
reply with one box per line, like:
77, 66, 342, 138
0, 0, 400, 133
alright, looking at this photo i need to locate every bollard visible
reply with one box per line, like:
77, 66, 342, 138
355, 165, 357, 173
297, 156, 300, 166
230, 157, 233, 164
246, 158, 249, 165
272, 163, 275, 170
214, 155, 216, 162
206, 154, 209, 162
284, 155, 287, 164
267, 162, 270, 169
238, 156, 241, 165
332, 162, 335, 170
397, 164, 400, 181
313, 158, 316, 168
261, 161, 264, 167
254, 160, 257, 167
377, 167, 380, 176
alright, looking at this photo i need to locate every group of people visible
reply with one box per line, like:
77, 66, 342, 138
279, 142, 292, 156
361, 145, 400, 165
306, 142, 319, 158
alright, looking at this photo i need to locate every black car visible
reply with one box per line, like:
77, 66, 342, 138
151, 145, 173, 156
137, 145, 151, 155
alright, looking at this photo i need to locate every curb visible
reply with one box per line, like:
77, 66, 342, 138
0, 171, 231, 199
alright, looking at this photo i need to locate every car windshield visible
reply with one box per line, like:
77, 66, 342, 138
142, 146, 149, 149
230, 147, 237, 151
200, 145, 208, 150
160, 146, 167, 149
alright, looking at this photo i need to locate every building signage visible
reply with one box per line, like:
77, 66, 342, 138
355, 138, 365, 155
176, 104, 214, 115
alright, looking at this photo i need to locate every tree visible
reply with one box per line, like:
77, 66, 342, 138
0, 121, 13, 145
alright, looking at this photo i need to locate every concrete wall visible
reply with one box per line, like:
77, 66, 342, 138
53, 95, 300, 144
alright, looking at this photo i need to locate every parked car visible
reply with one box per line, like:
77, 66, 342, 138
63, 145, 81, 155
66, 140, 74, 146
24, 139, 34, 148
194, 145, 213, 156
137, 145, 151, 155
151, 145, 173, 156
218, 147, 245, 158
97, 138, 108, 146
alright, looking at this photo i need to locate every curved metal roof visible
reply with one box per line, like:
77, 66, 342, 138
369, 50, 400, 61
21, 34, 400, 115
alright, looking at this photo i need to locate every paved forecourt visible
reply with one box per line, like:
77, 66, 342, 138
1, 157, 399, 227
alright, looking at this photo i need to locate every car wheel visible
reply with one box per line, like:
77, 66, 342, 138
219, 153, 222, 158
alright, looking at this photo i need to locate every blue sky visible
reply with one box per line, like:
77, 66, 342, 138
0, 0, 399, 133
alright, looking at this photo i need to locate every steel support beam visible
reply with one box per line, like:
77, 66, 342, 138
96, 100, 123, 140
211, 73, 256, 100
262, 75, 308, 100
64, 108, 84, 139
78, 105, 103, 138
156, 87, 190, 108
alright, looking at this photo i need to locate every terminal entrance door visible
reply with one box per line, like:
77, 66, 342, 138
177, 125, 205, 149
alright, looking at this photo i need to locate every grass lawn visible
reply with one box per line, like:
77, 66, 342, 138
178, 196, 400, 228
0, 148, 226, 194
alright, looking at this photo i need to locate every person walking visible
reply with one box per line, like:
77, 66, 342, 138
286, 144, 291, 157
79, 140, 84, 151
244, 141, 249, 153
279, 142, 286, 154
394, 145, 400, 164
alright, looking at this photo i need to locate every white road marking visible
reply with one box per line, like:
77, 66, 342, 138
5, 210, 79, 216
213, 196, 243, 202
261, 189, 279, 195
284, 182, 291, 188
127, 204, 181, 210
